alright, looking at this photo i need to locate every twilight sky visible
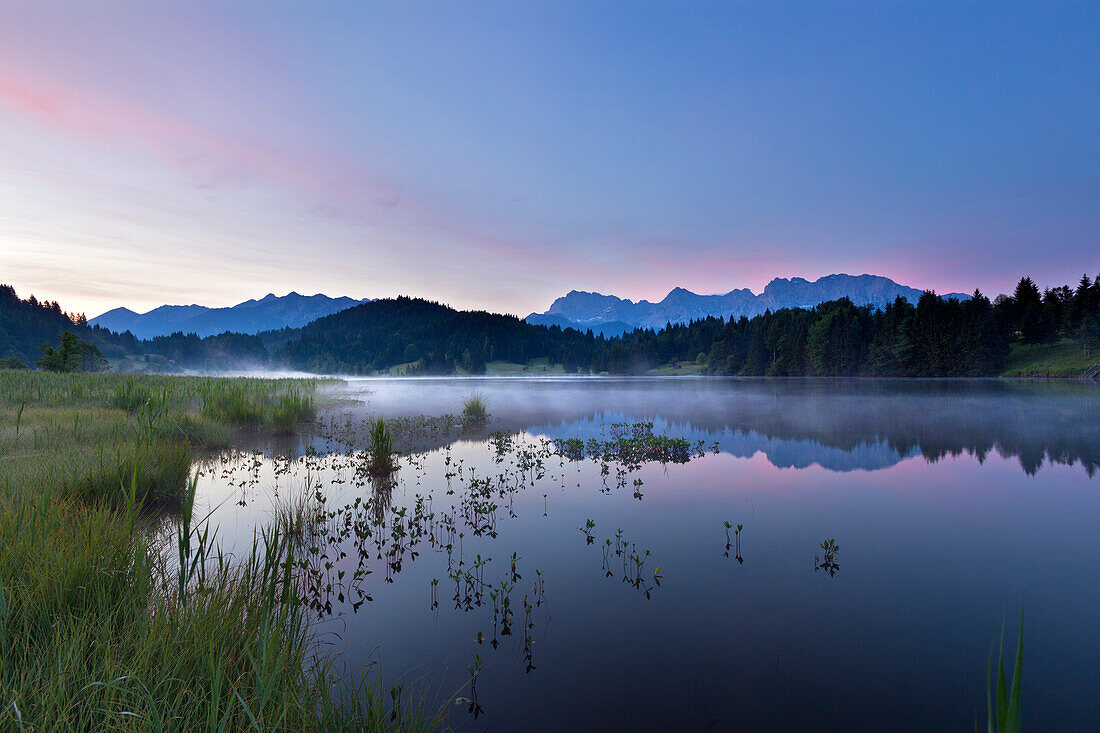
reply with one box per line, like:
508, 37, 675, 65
1, 1, 1097, 319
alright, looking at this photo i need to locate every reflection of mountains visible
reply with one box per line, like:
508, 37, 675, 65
332, 378, 1100, 476
528, 415, 919, 472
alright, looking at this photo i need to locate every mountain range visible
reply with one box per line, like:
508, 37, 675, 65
84, 274, 971, 341
90, 292, 370, 339
525, 274, 971, 335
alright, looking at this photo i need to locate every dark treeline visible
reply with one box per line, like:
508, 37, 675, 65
0, 284, 142, 367
273, 276, 1100, 377
143, 331, 269, 370
590, 318, 727, 373
702, 293, 1008, 376
0, 284, 271, 371
5, 275, 1099, 376
699, 275, 1099, 376
276, 297, 596, 374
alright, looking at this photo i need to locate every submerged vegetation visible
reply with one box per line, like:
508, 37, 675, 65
0, 370, 434, 731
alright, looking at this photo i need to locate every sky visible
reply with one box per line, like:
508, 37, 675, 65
0, 1, 1097, 319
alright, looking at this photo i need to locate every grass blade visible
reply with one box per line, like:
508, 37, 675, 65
1005, 609, 1024, 733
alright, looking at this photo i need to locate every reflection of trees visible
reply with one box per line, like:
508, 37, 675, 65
266, 379, 1100, 476
368, 474, 395, 524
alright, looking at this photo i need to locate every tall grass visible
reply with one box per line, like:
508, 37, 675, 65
461, 393, 488, 425
0, 487, 433, 730
0, 371, 435, 730
367, 417, 397, 476
981, 610, 1024, 733
272, 490, 327, 548
0, 370, 319, 430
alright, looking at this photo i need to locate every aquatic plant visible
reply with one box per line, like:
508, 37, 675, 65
367, 417, 397, 475
555, 437, 585, 461
464, 654, 485, 718
580, 518, 596, 544
980, 610, 1024, 733
724, 521, 744, 563
273, 489, 327, 547
462, 393, 489, 425
814, 538, 840, 576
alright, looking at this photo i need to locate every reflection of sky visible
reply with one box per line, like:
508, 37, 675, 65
194, 427, 1100, 730
190, 378, 1100, 728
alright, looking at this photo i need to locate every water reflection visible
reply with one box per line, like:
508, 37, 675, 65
264, 377, 1100, 476
197, 378, 1100, 731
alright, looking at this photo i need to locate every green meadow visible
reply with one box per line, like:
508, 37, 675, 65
0, 370, 438, 732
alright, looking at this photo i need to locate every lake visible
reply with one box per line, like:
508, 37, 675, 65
192, 377, 1100, 731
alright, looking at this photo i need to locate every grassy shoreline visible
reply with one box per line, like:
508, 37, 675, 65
0, 371, 437, 731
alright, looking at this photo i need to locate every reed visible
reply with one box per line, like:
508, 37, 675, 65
461, 393, 489, 425
980, 610, 1024, 733
367, 417, 397, 476
0, 371, 436, 731
273, 489, 328, 547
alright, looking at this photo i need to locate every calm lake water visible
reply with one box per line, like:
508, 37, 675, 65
194, 377, 1100, 731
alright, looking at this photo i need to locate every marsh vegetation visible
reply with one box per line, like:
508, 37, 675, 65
0, 370, 435, 731
3, 373, 1094, 730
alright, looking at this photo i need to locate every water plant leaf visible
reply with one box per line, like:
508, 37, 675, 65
1005, 609, 1024, 733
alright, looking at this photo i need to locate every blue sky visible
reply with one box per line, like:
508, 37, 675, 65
0, 1, 1096, 318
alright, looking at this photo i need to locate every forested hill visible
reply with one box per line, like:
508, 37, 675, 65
599, 276, 1098, 376
0, 285, 142, 367
4, 275, 1097, 377
275, 297, 597, 374
274, 276, 1100, 378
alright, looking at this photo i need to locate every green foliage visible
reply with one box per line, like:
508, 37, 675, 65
273, 490, 327, 548
0, 492, 432, 731
806, 301, 864, 375
110, 375, 155, 411
0, 357, 27, 370
462, 393, 489, 424
0, 284, 141, 366
74, 440, 192, 505
562, 421, 694, 467
367, 417, 396, 475
982, 610, 1024, 733
276, 296, 596, 375
704, 294, 1015, 377
271, 274, 1100, 377
1002, 338, 1099, 377
0, 371, 432, 730
144, 330, 270, 370
201, 381, 315, 433
36, 331, 109, 373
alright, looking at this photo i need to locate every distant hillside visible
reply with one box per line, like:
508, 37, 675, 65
91, 292, 370, 339
276, 297, 594, 375
526, 274, 971, 334
0, 284, 142, 366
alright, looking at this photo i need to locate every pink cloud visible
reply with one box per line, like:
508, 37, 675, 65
0, 63, 603, 286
